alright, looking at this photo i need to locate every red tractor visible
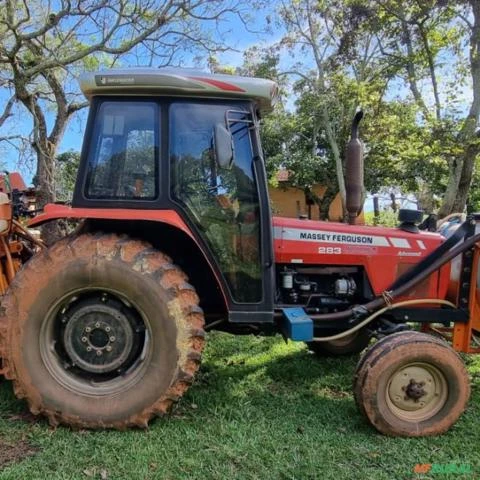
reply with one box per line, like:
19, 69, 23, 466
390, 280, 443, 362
0, 68, 477, 436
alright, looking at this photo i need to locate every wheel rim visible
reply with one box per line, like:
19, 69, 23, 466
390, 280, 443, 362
40, 288, 152, 396
386, 362, 448, 422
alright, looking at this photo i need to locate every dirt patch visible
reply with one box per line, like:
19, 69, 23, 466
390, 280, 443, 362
7, 410, 38, 424
313, 385, 350, 399
0, 439, 38, 469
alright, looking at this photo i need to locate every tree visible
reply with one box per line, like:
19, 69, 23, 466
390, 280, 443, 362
264, 0, 480, 218
0, 0, 253, 240
237, 13, 411, 219
363, 0, 480, 216
450, 0, 480, 214
272, 0, 394, 218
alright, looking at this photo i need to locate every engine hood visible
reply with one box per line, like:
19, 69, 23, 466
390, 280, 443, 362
272, 217, 448, 296
273, 217, 443, 254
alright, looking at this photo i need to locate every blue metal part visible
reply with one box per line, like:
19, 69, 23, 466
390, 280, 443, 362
281, 307, 314, 341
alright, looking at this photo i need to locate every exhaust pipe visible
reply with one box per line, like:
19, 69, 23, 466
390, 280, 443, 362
345, 111, 364, 225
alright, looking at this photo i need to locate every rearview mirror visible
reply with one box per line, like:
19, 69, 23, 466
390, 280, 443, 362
213, 123, 233, 169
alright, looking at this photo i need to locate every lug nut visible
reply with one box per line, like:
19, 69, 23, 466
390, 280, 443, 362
96, 350, 102, 356
105, 327, 111, 332
86, 346, 92, 352
85, 326, 91, 333
110, 336, 116, 342
106, 346, 112, 352
81, 336, 88, 343
95, 322, 100, 328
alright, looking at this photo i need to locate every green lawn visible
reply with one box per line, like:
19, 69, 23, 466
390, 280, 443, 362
0, 332, 479, 480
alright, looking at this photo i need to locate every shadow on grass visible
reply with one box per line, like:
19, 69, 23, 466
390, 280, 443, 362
0, 333, 375, 437
183, 333, 372, 436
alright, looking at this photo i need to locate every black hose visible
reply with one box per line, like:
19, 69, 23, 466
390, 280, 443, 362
389, 219, 470, 290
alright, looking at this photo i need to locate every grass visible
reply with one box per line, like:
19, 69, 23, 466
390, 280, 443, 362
0, 332, 479, 479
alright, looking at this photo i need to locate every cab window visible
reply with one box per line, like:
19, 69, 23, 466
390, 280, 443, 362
85, 101, 158, 200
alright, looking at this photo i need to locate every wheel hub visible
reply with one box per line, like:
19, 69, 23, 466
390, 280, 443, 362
63, 300, 136, 374
403, 379, 426, 401
387, 362, 448, 421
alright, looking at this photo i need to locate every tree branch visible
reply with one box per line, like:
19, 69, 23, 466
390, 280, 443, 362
401, 21, 432, 121
416, 22, 442, 121
0, 95, 16, 129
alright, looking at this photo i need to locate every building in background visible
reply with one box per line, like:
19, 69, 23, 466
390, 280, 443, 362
268, 169, 360, 222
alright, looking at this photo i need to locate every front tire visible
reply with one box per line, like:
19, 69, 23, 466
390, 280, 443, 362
0, 233, 205, 429
354, 332, 470, 436
307, 329, 370, 356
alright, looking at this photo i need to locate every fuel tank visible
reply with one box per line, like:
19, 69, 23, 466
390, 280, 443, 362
273, 217, 450, 299
439, 214, 478, 303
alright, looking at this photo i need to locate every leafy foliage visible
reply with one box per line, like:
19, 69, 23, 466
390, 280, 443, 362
251, 0, 479, 218
55, 150, 80, 202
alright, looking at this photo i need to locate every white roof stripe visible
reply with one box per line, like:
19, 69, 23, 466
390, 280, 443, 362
79, 68, 279, 114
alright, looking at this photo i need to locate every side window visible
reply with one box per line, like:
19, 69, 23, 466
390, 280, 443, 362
171, 102, 262, 303
85, 102, 158, 200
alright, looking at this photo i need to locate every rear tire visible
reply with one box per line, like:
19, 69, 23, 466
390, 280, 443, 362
307, 329, 370, 356
354, 331, 470, 436
0, 233, 205, 429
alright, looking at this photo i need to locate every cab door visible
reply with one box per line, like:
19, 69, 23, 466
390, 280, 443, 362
169, 100, 274, 322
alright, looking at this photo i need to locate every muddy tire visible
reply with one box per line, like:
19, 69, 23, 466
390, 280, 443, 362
353, 331, 446, 417
0, 233, 205, 429
354, 331, 470, 436
307, 329, 370, 357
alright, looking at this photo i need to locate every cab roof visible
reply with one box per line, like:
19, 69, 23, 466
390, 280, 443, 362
79, 68, 279, 114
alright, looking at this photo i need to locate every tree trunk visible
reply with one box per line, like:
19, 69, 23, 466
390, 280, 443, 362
318, 187, 336, 220
33, 141, 61, 245
452, 141, 480, 212
439, 0, 480, 216
438, 155, 464, 217
322, 109, 347, 218
440, 118, 479, 216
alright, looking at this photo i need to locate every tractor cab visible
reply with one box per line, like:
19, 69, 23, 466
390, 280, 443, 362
71, 69, 279, 321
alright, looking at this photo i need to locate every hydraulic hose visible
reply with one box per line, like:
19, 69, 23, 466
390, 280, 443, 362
309, 224, 480, 323
312, 298, 456, 342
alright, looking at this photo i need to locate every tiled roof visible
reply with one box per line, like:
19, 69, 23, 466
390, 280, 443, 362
0, 172, 28, 192
276, 170, 290, 182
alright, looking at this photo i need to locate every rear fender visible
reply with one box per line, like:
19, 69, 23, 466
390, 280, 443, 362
29, 204, 228, 314
29, 204, 192, 235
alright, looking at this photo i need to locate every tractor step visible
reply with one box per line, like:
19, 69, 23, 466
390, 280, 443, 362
281, 308, 313, 341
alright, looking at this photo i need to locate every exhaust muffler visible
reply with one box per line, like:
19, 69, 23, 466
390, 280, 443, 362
345, 111, 364, 225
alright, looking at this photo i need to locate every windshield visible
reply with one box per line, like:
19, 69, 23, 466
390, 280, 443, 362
170, 101, 262, 303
